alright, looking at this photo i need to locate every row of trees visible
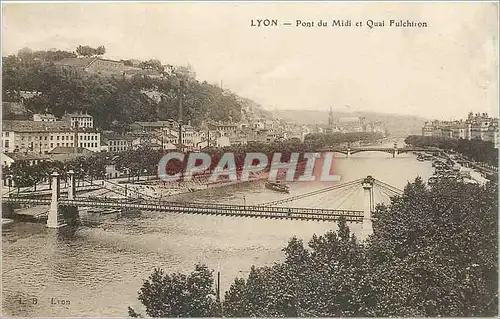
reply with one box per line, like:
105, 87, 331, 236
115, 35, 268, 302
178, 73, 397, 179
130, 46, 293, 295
4, 154, 108, 192
4, 133, 383, 189
305, 132, 385, 148
2, 48, 243, 128
405, 135, 498, 166
76, 45, 106, 57
129, 178, 498, 317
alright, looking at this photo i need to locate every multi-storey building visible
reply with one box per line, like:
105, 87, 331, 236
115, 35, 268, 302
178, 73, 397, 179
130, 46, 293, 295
62, 112, 94, 128
208, 121, 238, 137
102, 132, 135, 152
422, 112, 499, 142
422, 121, 442, 137
2, 120, 101, 154
33, 114, 57, 122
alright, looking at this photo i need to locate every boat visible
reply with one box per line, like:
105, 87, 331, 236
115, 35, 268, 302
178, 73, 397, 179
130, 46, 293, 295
265, 181, 290, 193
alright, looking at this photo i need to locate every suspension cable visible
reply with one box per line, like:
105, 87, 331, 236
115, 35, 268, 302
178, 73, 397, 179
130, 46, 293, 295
258, 178, 364, 206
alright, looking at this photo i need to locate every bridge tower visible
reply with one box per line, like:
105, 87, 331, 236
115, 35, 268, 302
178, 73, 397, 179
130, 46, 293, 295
46, 171, 66, 228
346, 142, 351, 158
392, 142, 398, 158
361, 176, 374, 241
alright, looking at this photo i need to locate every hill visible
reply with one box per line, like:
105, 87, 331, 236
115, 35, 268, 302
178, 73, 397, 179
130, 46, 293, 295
2, 48, 270, 129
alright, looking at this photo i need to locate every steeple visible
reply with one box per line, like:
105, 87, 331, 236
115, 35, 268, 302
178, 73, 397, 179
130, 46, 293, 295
328, 106, 334, 126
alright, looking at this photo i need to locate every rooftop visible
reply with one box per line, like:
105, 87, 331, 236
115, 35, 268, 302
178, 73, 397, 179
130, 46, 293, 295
54, 57, 96, 68
3, 120, 71, 132
3, 152, 51, 161
102, 132, 136, 141
64, 112, 93, 118
48, 147, 90, 154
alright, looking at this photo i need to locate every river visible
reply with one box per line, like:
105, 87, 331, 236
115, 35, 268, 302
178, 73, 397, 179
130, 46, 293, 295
2, 140, 434, 317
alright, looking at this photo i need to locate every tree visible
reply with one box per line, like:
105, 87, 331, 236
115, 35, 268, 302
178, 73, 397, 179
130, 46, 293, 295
129, 264, 218, 317
367, 178, 498, 316
129, 179, 497, 317
138, 59, 164, 73
76, 45, 105, 57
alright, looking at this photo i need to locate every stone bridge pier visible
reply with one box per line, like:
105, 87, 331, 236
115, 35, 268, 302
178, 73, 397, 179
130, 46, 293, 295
46, 171, 77, 228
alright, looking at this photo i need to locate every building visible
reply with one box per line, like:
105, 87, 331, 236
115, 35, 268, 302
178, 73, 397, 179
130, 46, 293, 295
55, 57, 125, 76
2, 120, 101, 154
2, 152, 50, 168
54, 57, 164, 78
62, 112, 94, 128
102, 132, 135, 152
130, 120, 175, 134
48, 147, 93, 162
33, 114, 57, 122
208, 122, 238, 137
422, 112, 499, 142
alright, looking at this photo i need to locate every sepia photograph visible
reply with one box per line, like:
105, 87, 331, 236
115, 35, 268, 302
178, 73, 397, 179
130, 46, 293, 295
1, 1, 498, 317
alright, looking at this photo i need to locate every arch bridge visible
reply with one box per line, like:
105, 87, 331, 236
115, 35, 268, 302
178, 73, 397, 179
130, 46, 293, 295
319, 142, 442, 158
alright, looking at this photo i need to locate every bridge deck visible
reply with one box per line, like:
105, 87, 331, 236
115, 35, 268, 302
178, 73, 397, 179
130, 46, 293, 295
2, 197, 363, 222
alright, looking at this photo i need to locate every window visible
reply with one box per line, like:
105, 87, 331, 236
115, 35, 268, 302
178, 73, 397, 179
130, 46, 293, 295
44, 136, 47, 140
5, 140, 9, 148
50, 136, 53, 140
57, 143, 59, 147
57, 136, 60, 140
5, 132, 9, 137
70, 136, 73, 140
51, 143, 53, 148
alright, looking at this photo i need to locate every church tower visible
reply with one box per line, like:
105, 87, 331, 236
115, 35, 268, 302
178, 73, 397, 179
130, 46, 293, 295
328, 106, 334, 126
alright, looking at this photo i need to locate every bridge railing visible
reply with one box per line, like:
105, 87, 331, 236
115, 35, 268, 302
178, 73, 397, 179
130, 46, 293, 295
57, 197, 364, 217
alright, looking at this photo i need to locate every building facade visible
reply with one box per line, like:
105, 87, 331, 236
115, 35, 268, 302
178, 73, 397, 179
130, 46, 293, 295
2, 119, 101, 154
62, 112, 94, 128
421, 112, 499, 143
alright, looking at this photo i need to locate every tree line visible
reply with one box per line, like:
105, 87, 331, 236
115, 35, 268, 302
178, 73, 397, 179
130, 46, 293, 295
405, 135, 498, 166
4, 133, 383, 188
305, 132, 385, 148
128, 178, 498, 317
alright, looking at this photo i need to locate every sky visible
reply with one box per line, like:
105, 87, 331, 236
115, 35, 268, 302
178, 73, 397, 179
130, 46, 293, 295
2, 2, 499, 120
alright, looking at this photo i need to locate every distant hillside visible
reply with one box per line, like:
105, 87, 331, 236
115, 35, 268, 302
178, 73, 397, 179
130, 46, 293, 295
273, 109, 428, 136
239, 97, 273, 120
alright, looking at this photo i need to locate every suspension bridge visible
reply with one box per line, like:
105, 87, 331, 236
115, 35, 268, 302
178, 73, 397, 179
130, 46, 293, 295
2, 170, 403, 239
